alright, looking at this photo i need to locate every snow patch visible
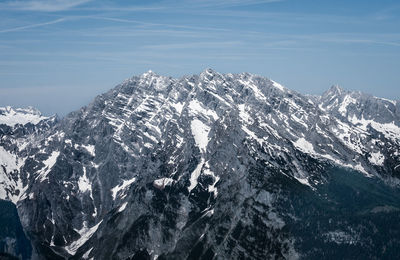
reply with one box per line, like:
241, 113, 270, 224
369, 151, 385, 166
242, 125, 263, 145
188, 158, 204, 192
82, 144, 95, 157
203, 163, 219, 197
171, 102, 184, 114
0, 146, 21, 173
270, 80, 285, 91
333, 120, 364, 154
0, 147, 27, 203
293, 138, 315, 154
188, 100, 218, 120
291, 137, 371, 177
239, 79, 267, 101
291, 114, 308, 129
65, 221, 102, 256
0, 106, 48, 127
37, 151, 60, 182
111, 177, 136, 200
82, 247, 93, 259
378, 97, 396, 106
238, 104, 252, 124
153, 177, 175, 190
118, 202, 128, 213
294, 176, 312, 188
338, 95, 357, 115
191, 119, 210, 153
78, 167, 91, 193
203, 208, 214, 217
350, 116, 400, 142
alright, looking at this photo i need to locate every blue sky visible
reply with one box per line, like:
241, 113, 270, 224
1, 0, 399, 115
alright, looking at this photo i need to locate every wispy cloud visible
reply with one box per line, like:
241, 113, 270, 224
76, 6, 164, 12
142, 41, 242, 50
82, 15, 229, 32
0, 18, 65, 33
75, 0, 284, 11
281, 33, 400, 48
162, 0, 284, 8
1, 0, 91, 12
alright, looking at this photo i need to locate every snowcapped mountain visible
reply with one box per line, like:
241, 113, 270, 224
0, 107, 56, 203
1, 69, 400, 259
0, 106, 50, 127
0, 107, 56, 259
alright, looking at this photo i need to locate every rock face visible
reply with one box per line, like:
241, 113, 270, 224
0, 108, 56, 204
1, 69, 400, 259
0, 199, 32, 260
0, 107, 56, 259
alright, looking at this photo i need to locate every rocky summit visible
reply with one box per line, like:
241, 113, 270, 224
1, 69, 400, 259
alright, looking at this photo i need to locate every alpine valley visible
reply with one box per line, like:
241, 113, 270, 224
1, 69, 400, 260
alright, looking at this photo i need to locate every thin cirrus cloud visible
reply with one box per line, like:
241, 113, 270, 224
81, 15, 231, 33
0, 0, 92, 12
0, 18, 66, 33
163, 0, 284, 8
78, 0, 284, 10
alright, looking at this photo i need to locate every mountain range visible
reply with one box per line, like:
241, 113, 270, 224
1, 69, 400, 259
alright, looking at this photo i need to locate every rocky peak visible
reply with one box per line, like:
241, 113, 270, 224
1, 70, 400, 259
322, 85, 345, 100
318, 84, 399, 125
0, 106, 53, 127
141, 69, 158, 78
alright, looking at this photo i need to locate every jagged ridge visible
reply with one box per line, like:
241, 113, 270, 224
1, 69, 400, 259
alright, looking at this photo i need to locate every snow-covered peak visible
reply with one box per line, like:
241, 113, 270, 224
318, 84, 399, 126
202, 68, 217, 75
0, 106, 49, 127
270, 79, 286, 92
323, 85, 345, 99
142, 70, 158, 78
3, 69, 400, 259
199, 68, 221, 81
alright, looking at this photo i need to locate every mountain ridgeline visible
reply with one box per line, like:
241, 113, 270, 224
0, 69, 399, 259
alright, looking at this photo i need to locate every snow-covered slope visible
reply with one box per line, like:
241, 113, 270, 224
0, 107, 56, 203
0, 106, 49, 127
1, 70, 400, 259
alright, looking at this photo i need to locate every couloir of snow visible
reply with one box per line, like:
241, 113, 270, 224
65, 220, 103, 255
188, 158, 205, 192
111, 177, 137, 200
37, 151, 60, 182
78, 167, 92, 193
190, 119, 211, 153
118, 202, 128, 213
